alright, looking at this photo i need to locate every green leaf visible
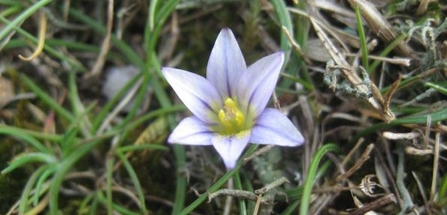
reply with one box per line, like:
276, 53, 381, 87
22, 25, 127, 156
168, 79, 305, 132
355, 5, 369, 71
1, 152, 57, 174
300, 143, 339, 215
426, 82, 447, 96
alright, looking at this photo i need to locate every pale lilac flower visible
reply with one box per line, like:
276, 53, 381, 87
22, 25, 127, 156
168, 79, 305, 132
162, 28, 304, 169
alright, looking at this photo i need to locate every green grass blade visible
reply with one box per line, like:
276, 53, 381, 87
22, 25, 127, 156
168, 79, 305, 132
426, 82, 447, 95
68, 69, 85, 120
68, 9, 145, 69
96, 191, 141, 215
355, 5, 369, 71
117, 144, 168, 153
78, 192, 95, 214
0, 0, 51, 41
115, 150, 147, 214
439, 174, 447, 205
106, 156, 114, 215
280, 199, 299, 215
148, 0, 158, 32
241, 170, 255, 213
60, 125, 80, 158
18, 165, 48, 214
20, 74, 75, 122
3, 38, 123, 61
0, 15, 86, 71
300, 143, 339, 215
0, 126, 53, 153
233, 171, 247, 215
0, 5, 22, 18
270, 0, 292, 61
33, 164, 56, 205
1, 153, 57, 174
356, 107, 447, 140
0, 0, 22, 6
49, 139, 102, 214
368, 33, 407, 73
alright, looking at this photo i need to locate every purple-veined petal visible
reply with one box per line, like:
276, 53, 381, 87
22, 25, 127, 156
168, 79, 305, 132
237, 52, 284, 118
211, 131, 251, 169
206, 28, 247, 99
168, 116, 214, 145
250, 108, 304, 146
162, 67, 222, 123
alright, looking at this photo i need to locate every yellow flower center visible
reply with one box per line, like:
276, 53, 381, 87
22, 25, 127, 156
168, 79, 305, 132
215, 98, 247, 135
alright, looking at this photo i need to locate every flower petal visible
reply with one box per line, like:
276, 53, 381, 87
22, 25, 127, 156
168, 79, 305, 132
168, 116, 213, 145
206, 28, 247, 99
237, 52, 284, 117
250, 108, 304, 146
162, 67, 222, 123
211, 132, 251, 169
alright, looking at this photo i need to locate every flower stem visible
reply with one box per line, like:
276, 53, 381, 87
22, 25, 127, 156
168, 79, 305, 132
223, 177, 234, 215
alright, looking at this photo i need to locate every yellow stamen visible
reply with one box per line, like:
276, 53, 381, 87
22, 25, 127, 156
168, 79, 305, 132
216, 98, 246, 135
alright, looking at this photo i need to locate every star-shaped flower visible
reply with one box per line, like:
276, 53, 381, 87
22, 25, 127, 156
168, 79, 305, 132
162, 28, 304, 169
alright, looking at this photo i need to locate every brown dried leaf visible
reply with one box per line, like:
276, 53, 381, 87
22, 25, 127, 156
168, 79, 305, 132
0, 77, 15, 107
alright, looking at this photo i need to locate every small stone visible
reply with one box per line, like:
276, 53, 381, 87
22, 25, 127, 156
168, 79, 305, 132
101, 65, 150, 113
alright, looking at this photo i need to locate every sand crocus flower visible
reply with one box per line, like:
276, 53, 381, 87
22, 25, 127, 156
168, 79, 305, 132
162, 28, 304, 169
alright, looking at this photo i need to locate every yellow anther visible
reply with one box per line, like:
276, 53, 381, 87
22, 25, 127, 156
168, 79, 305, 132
218, 109, 231, 127
216, 98, 246, 135
224, 98, 237, 110
235, 111, 244, 125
